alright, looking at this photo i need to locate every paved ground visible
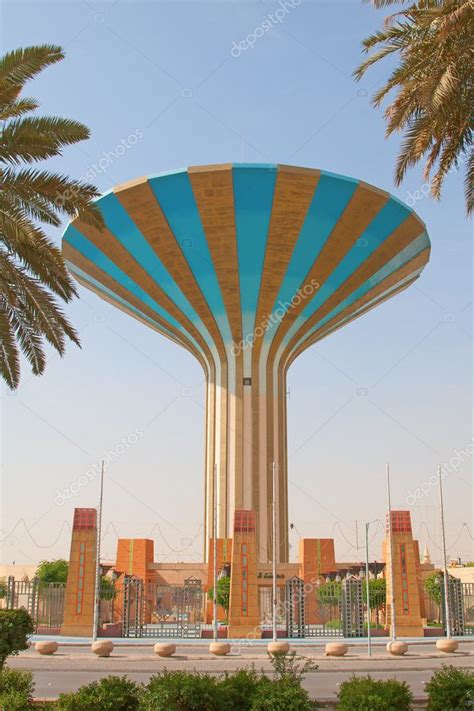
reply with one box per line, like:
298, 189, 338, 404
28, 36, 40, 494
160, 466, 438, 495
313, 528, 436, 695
9, 639, 474, 701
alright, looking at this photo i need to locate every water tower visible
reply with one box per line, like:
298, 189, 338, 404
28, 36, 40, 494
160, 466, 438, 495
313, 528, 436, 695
62, 163, 430, 562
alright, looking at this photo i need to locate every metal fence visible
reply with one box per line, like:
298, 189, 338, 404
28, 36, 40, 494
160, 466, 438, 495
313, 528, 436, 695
3, 577, 65, 629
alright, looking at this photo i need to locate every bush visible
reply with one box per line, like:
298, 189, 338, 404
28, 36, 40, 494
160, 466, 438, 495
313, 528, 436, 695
0, 668, 34, 710
140, 671, 219, 710
251, 676, 316, 710
218, 667, 262, 710
425, 665, 474, 710
337, 675, 413, 710
56, 676, 140, 710
0, 610, 35, 669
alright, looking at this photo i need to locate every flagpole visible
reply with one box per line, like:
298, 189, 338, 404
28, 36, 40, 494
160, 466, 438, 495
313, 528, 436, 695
386, 462, 397, 640
438, 465, 452, 639
272, 461, 277, 643
92, 460, 104, 642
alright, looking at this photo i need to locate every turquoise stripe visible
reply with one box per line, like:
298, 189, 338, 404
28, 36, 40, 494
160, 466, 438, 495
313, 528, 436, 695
288, 232, 429, 353
148, 171, 233, 346
264, 172, 358, 344
97, 193, 212, 345
63, 226, 203, 354
68, 263, 184, 346
232, 164, 277, 343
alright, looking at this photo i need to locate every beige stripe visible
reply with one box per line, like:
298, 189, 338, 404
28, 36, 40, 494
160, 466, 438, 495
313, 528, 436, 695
268, 182, 389, 361
252, 165, 320, 542
63, 243, 208, 373
69, 217, 214, 369
276, 213, 426, 361
189, 164, 243, 537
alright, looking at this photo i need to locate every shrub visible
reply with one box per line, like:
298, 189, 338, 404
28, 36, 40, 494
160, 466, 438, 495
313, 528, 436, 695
0, 610, 35, 669
425, 665, 474, 710
0, 668, 34, 710
248, 653, 317, 710
56, 675, 139, 710
251, 676, 316, 710
337, 675, 413, 710
270, 651, 318, 683
140, 671, 219, 710
218, 667, 262, 709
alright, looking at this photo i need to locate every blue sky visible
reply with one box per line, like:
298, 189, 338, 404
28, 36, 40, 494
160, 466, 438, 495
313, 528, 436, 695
1, 0, 472, 567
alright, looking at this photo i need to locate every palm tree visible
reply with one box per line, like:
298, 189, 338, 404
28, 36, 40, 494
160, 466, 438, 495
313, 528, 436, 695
0, 44, 104, 388
354, 0, 473, 215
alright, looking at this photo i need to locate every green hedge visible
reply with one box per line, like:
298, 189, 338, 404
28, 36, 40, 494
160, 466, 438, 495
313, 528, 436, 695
0, 668, 34, 710
337, 675, 413, 710
425, 665, 474, 710
5, 656, 474, 709
0, 610, 35, 669
56, 676, 140, 710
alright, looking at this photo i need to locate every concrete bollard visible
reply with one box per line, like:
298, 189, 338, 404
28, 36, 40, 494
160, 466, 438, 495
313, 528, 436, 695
35, 641, 58, 655
387, 641, 408, 656
154, 643, 176, 657
436, 638, 459, 653
91, 640, 114, 657
209, 642, 231, 656
325, 642, 348, 657
267, 641, 290, 655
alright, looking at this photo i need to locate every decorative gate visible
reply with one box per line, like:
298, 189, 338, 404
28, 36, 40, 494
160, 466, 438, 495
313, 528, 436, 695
286, 576, 305, 638
341, 577, 364, 638
440, 575, 466, 636
122, 576, 203, 638
181, 577, 202, 638
122, 576, 144, 638
462, 583, 474, 635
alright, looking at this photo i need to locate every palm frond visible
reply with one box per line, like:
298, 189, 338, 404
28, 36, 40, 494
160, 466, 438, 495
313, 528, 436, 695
0, 116, 90, 165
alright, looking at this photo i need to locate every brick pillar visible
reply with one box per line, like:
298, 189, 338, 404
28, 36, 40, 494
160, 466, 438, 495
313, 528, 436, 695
61, 508, 97, 637
299, 539, 336, 624
383, 511, 424, 637
115, 539, 154, 623
206, 538, 232, 623
228, 510, 261, 639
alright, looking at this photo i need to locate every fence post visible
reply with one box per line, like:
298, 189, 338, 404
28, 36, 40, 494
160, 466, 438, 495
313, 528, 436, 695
6, 576, 15, 609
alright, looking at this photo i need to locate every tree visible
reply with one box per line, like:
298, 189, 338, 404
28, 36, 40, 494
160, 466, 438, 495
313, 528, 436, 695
425, 572, 443, 606
36, 559, 68, 584
363, 578, 386, 626
208, 576, 230, 613
316, 581, 342, 607
100, 576, 116, 601
0, 609, 34, 669
0, 44, 104, 389
354, 1, 473, 215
